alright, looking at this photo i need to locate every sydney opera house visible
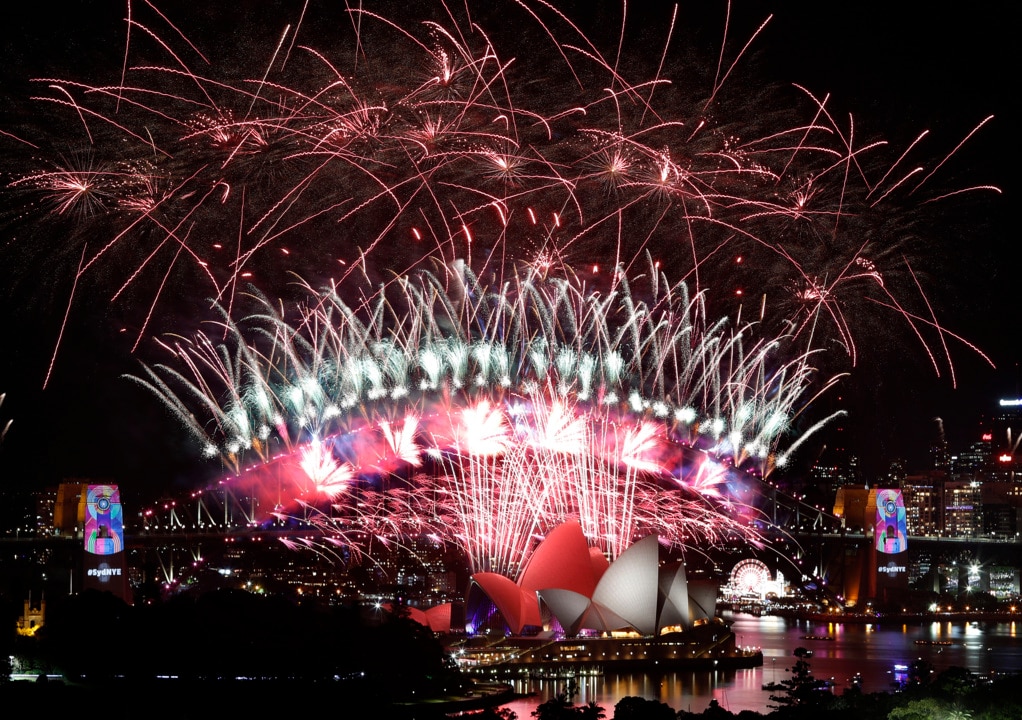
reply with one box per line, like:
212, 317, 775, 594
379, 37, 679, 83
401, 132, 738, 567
409, 522, 757, 671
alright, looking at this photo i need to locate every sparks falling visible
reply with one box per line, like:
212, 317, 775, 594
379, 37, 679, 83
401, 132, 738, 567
130, 262, 840, 573
1, 1, 997, 382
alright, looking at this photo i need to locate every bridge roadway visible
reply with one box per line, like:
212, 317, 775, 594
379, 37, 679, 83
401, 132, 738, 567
124, 528, 1020, 549
5, 526, 1020, 597
7, 478, 1017, 582
6, 526, 1016, 562
783, 529, 1022, 582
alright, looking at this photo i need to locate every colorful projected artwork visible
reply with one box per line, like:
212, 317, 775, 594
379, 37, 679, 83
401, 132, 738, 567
84, 485, 123, 556
875, 489, 907, 554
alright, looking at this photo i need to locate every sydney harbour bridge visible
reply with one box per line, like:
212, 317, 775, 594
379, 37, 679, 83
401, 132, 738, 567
121, 475, 1020, 604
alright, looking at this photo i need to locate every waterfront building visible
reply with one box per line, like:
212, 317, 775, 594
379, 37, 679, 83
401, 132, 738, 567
907, 551, 932, 588
452, 621, 754, 674
988, 565, 1022, 599
461, 521, 717, 638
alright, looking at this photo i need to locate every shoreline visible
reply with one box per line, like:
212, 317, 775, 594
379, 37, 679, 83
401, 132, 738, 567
759, 609, 1022, 625
452, 626, 762, 676
462, 651, 763, 675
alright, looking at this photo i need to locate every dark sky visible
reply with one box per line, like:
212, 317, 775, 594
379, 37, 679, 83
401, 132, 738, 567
0, 1, 1015, 498
761, 2, 1017, 469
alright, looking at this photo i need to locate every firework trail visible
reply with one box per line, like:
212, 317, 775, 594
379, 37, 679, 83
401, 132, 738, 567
130, 261, 840, 574
0, 2, 999, 581
0, 1, 997, 381
0, 392, 10, 445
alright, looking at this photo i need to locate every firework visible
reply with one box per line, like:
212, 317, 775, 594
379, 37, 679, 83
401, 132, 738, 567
1, 1, 996, 380
130, 261, 837, 573
0, 392, 10, 445
0, 2, 999, 582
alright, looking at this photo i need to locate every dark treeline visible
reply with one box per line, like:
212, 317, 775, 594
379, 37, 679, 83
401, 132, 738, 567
3, 587, 472, 717
3, 589, 1022, 719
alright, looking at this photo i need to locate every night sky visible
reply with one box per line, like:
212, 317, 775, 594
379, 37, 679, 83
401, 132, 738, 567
0, 1, 1015, 500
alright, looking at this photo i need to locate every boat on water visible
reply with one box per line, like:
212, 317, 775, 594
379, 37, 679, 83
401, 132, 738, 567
914, 639, 953, 646
801, 634, 834, 641
762, 681, 785, 691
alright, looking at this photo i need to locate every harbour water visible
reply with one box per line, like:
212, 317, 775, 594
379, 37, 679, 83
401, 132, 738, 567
498, 612, 1022, 716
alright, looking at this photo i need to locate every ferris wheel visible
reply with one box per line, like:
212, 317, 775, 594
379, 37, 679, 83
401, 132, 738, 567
729, 559, 772, 597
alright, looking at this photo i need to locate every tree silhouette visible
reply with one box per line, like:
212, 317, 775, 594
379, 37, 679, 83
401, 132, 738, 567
532, 680, 606, 719
613, 696, 676, 720
768, 646, 831, 710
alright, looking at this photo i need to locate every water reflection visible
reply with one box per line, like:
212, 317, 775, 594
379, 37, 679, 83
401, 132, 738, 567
498, 613, 1022, 716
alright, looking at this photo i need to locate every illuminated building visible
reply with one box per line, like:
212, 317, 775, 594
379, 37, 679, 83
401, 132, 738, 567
460, 521, 717, 638
0, 486, 59, 539
943, 481, 982, 538
987, 566, 1022, 599
950, 436, 992, 476
15, 595, 45, 637
901, 474, 942, 536
883, 459, 908, 488
990, 398, 1022, 479
447, 522, 744, 674
931, 561, 1017, 597
930, 425, 951, 472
